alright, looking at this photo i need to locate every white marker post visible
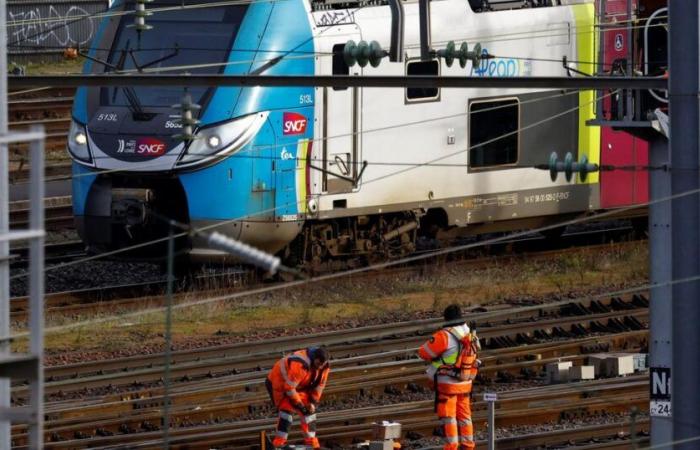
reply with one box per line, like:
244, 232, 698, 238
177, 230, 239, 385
483, 392, 497, 450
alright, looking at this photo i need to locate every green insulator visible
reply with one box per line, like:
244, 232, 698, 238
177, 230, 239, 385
343, 40, 357, 67
443, 41, 456, 67
549, 152, 559, 182
356, 40, 370, 68
578, 154, 589, 182
564, 152, 574, 182
471, 43, 482, 67
368, 40, 384, 68
458, 42, 469, 68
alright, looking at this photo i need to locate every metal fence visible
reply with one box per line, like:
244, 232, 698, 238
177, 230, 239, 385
6, 0, 109, 63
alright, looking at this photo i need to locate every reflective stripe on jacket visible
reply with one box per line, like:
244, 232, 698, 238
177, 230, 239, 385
418, 323, 474, 394
267, 349, 330, 407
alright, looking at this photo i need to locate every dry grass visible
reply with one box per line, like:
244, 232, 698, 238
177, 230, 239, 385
34, 241, 648, 355
20, 57, 86, 75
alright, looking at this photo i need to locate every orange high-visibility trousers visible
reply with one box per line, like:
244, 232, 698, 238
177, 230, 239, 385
436, 392, 474, 450
269, 391, 320, 449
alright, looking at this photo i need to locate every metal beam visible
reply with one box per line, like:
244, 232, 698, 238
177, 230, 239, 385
388, 0, 404, 63
670, 1, 700, 449
418, 0, 431, 61
649, 134, 672, 448
7, 75, 667, 90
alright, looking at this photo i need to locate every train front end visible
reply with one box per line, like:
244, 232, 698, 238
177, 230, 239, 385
69, 0, 315, 261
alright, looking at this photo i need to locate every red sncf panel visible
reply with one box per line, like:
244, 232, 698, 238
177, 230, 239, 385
599, 0, 649, 208
600, 129, 648, 208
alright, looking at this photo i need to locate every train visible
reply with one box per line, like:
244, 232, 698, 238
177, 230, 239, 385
68, 0, 667, 270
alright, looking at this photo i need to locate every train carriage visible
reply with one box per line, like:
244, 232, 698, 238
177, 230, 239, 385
68, 0, 666, 269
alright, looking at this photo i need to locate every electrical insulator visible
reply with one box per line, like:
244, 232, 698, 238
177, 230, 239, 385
172, 92, 201, 142
545, 152, 599, 182
435, 41, 483, 69
207, 231, 281, 274
128, 0, 154, 32
343, 40, 387, 68
437, 41, 457, 67
460, 42, 482, 68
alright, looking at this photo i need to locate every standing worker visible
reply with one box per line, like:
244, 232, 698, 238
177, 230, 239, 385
418, 304, 481, 450
266, 346, 330, 449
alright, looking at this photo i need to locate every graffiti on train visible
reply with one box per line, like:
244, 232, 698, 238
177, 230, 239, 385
8, 5, 97, 47
473, 48, 533, 77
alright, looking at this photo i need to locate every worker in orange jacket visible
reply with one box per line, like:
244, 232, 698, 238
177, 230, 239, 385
266, 346, 330, 449
418, 304, 480, 450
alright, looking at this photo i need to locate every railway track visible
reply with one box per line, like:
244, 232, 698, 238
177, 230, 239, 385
9, 294, 649, 448
27, 378, 648, 449
9, 196, 73, 226
8, 88, 74, 154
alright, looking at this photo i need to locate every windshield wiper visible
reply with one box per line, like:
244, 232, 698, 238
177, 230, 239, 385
108, 40, 150, 119
129, 44, 179, 71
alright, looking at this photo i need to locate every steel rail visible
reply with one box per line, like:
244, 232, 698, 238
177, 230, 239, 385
8, 75, 668, 90
31, 329, 646, 427
29, 294, 647, 385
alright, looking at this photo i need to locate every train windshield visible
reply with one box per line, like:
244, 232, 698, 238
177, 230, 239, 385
102, 2, 248, 108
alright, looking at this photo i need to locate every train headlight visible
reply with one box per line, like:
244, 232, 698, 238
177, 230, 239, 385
67, 120, 93, 165
207, 135, 221, 148
176, 112, 269, 168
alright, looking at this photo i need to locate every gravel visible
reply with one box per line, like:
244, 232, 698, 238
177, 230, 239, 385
10, 259, 163, 297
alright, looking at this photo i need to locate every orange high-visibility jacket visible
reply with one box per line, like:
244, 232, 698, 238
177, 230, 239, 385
418, 323, 476, 394
268, 349, 330, 407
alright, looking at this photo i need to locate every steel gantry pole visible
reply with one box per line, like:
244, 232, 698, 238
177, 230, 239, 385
670, 1, 700, 449
0, 0, 12, 447
649, 130, 673, 448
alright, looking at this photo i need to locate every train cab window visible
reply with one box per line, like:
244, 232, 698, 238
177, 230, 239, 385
469, 98, 519, 168
406, 60, 439, 101
332, 43, 350, 91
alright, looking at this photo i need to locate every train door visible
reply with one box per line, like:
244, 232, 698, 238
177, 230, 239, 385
319, 30, 361, 194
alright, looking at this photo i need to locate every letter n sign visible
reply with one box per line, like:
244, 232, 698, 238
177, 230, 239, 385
650, 367, 671, 417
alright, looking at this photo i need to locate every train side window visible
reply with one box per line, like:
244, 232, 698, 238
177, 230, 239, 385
469, 98, 519, 168
406, 60, 439, 102
332, 44, 349, 91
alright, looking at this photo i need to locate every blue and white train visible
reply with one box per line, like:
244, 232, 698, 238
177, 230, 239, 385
68, 0, 665, 269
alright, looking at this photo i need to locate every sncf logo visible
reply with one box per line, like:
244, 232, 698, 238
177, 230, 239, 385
282, 112, 308, 135
136, 137, 167, 156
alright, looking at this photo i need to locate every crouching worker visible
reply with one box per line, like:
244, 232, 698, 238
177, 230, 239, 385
266, 346, 330, 449
418, 304, 481, 450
